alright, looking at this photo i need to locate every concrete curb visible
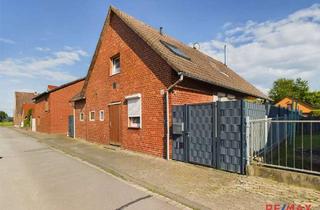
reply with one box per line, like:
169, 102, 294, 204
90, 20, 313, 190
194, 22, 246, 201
247, 164, 320, 191
12, 128, 210, 210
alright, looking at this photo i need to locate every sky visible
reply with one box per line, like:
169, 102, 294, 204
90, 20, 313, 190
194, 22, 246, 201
1, 0, 320, 116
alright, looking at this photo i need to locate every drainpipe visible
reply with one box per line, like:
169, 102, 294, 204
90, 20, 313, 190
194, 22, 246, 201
166, 72, 184, 160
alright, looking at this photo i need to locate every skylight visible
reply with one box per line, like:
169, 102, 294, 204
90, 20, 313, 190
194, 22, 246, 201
160, 40, 190, 60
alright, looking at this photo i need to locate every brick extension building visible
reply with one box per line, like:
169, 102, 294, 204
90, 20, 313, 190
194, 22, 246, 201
71, 6, 268, 158
33, 78, 85, 134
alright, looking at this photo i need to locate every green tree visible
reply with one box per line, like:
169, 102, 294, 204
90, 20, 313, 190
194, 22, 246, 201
293, 78, 309, 100
23, 109, 33, 127
269, 78, 309, 102
0, 111, 8, 122
305, 91, 320, 108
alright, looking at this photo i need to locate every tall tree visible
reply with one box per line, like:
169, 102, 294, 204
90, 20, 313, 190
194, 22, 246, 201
0, 111, 8, 122
293, 78, 309, 100
305, 91, 320, 108
268, 78, 309, 102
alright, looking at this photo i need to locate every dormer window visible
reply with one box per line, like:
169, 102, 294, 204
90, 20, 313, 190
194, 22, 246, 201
111, 55, 120, 75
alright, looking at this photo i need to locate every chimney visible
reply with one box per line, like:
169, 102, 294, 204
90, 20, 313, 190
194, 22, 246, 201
159, 27, 163, 35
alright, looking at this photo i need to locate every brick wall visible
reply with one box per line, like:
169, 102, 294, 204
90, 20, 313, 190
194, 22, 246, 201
74, 100, 87, 140
171, 87, 213, 105
34, 80, 84, 134
34, 96, 51, 133
49, 80, 84, 134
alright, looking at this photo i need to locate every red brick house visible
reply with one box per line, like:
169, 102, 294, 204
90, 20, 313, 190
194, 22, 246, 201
72, 6, 267, 158
33, 78, 85, 134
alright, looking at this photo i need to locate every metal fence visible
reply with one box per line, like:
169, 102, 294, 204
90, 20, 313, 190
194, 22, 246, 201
247, 117, 320, 175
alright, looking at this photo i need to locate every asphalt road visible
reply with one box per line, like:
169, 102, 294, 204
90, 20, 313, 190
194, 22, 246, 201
0, 127, 183, 210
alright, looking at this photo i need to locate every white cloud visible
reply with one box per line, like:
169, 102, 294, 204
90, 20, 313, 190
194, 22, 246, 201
0, 48, 88, 81
198, 4, 320, 94
0, 37, 15, 44
35, 47, 51, 52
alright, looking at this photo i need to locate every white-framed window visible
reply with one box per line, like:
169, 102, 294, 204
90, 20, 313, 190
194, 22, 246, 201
80, 112, 84, 121
111, 55, 120, 75
99, 110, 105, 121
125, 94, 141, 128
89, 111, 95, 121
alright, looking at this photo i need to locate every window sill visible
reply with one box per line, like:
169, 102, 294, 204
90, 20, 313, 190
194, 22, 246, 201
110, 72, 120, 77
128, 126, 141, 129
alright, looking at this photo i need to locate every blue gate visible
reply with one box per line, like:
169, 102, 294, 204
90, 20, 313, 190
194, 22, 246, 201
188, 103, 217, 167
218, 101, 245, 173
172, 100, 252, 174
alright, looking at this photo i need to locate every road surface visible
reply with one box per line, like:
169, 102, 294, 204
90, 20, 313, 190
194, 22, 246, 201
0, 127, 183, 210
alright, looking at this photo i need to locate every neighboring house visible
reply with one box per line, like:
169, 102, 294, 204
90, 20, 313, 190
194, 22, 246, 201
33, 78, 85, 134
275, 97, 315, 116
14, 92, 37, 127
71, 6, 268, 158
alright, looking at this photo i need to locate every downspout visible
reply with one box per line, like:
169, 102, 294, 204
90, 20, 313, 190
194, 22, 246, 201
166, 72, 184, 160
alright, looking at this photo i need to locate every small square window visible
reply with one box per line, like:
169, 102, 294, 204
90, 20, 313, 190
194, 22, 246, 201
99, 110, 105, 121
129, 117, 140, 128
80, 112, 84, 121
111, 55, 120, 75
89, 111, 95, 121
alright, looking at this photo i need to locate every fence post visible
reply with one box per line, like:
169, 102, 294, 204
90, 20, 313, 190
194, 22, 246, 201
264, 115, 268, 145
264, 115, 268, 162
246, 116, 250, 166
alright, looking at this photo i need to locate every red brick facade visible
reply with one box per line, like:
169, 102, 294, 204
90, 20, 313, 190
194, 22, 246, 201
34, 80, 84, 134
73, 13, 245, 158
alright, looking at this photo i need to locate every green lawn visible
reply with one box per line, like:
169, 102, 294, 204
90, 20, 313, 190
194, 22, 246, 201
0, 121, 13, 126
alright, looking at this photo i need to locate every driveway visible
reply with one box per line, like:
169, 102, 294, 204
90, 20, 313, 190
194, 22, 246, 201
0, 127, 185, 210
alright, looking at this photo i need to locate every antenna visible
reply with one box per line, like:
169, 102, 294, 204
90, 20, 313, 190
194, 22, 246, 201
224, 44, 227, 66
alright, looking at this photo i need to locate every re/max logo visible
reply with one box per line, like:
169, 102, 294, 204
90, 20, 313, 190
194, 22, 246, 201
266, 204, 312, 210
